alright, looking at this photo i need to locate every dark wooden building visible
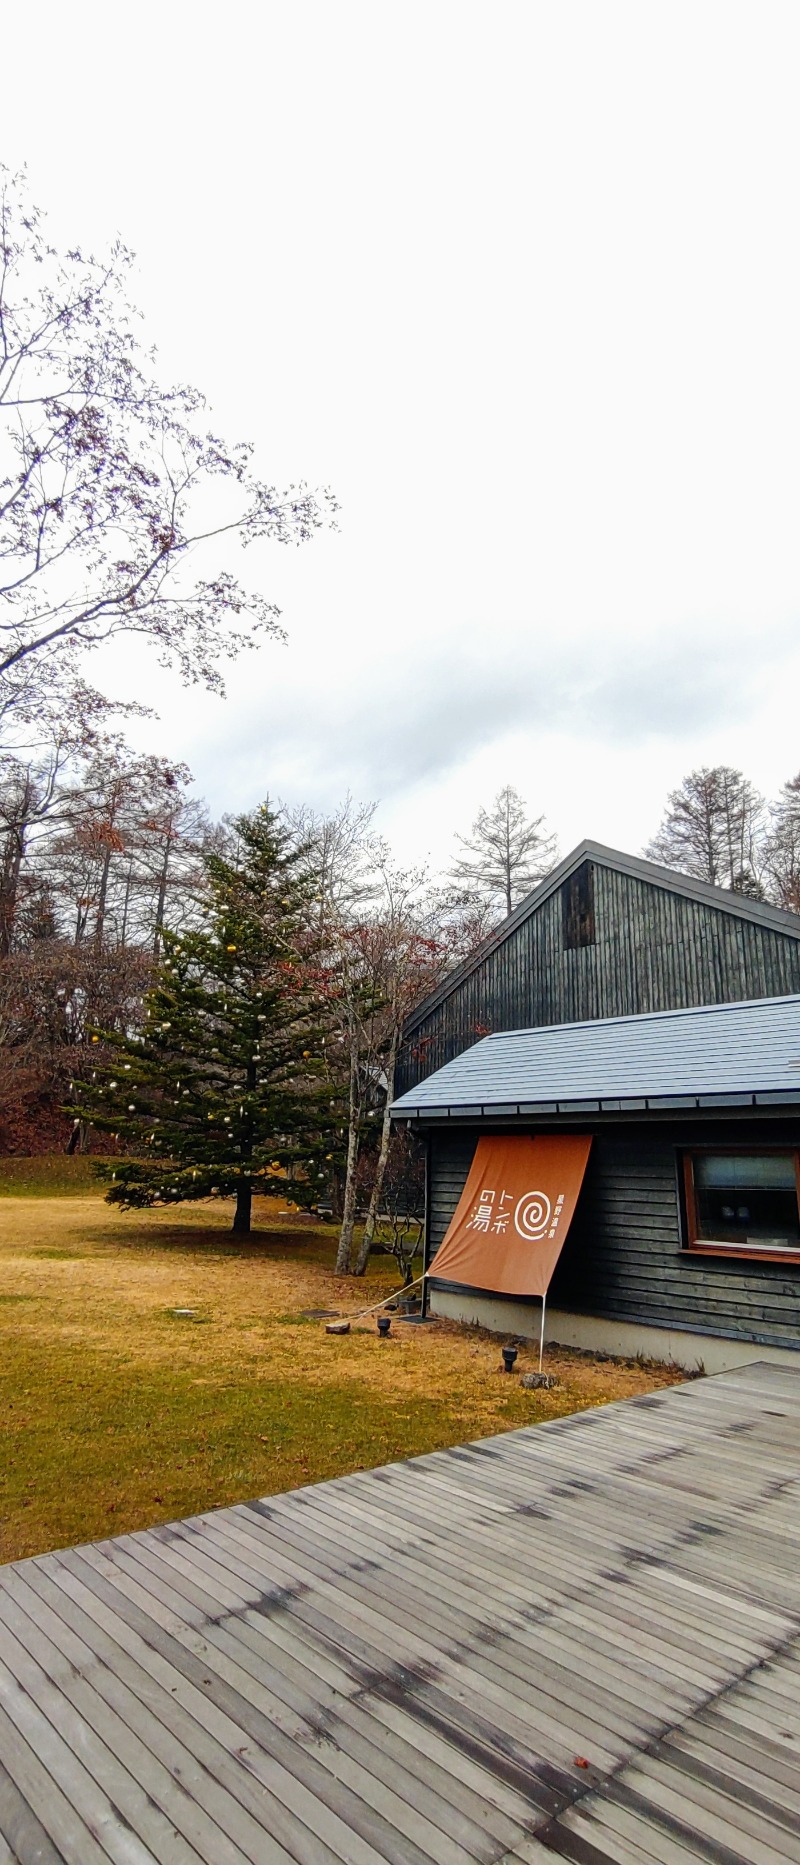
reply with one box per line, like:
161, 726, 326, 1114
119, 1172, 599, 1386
392, 845, 800, 1371
397, 840, 800, 1093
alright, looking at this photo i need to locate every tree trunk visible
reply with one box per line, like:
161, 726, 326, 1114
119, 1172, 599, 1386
329, 1164, 345, 1221
233, 1069, 255, 1235
0, 836, 23, 956
232, 1182, 252, 1234
335, 1036, 361, 1273
504, 803, 513, 916
335, 1119, 359, 1272
0, 776, 33, 956
119, 859, 135, 948
153, 831, 172, 959
353, 1039, 397, 1276
94, 845, 113, 950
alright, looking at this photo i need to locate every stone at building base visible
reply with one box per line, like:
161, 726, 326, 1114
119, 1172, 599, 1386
429, 1289, 800, 1376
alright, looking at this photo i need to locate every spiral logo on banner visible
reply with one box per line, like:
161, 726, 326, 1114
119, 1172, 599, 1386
514, 1191, 552, 1241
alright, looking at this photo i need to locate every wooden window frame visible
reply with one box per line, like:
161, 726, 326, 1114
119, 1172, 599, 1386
681, 1147, 800, 1264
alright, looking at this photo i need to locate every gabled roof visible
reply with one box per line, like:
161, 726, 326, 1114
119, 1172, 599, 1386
405, 839, 800, 1035
391, 992, 800, 1119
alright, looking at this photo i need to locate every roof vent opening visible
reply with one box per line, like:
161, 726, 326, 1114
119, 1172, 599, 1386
562, 861, 595, 950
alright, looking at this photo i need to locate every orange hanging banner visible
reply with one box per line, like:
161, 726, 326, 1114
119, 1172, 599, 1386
430, 1134, 592, 1297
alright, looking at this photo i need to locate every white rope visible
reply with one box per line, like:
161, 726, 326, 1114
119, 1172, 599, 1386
331, 1271, 428, 1325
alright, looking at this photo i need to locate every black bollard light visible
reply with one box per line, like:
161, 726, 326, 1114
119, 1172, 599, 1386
377, 1314, 391, 1338
502, 1344, 518, 1373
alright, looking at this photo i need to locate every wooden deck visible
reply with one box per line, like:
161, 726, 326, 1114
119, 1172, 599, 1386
1, 1363, 799, 1864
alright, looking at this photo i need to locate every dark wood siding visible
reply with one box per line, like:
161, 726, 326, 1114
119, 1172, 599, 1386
429, 1121, 800, 1352
398, 863, 800, 1093
429, 1129, 476, 1257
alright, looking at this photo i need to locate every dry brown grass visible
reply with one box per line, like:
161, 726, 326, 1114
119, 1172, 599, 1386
0, 1189, 687, 1563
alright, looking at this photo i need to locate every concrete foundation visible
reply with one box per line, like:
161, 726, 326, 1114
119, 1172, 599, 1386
429, 1288, 800, 1375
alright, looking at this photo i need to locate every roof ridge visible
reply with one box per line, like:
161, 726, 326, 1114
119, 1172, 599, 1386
479, 992, 800, 1041
403, 840, 800, 1036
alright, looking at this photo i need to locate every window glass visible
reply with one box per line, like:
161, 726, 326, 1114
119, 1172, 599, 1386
696, 1155, 795, 1190
692, 1152, 800, 1250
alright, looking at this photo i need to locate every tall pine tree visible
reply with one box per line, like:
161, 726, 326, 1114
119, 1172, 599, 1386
77, 807, 334, 1233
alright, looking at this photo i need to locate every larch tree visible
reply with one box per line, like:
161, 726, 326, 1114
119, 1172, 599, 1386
765, 773, 800, 913
0, 940, 151, 1155
52, 744, 156, 950
0, 683, 132, 954
48, 746, 208, 954
133, 763, 211, 958
449, 785, 558, 917
77, 807, 334, 1233
0, 756, 62, 957
0, 731, 215, 1148
645, 766, 767, 894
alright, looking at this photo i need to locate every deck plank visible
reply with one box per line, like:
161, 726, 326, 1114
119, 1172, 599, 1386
1, 1364, 799, 1863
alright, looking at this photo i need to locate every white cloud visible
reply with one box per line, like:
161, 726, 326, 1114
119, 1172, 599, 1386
4, 0, 800, 874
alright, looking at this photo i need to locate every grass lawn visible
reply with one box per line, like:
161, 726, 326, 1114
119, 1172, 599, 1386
0, 1171, 687, 1564
0, 1155, 102, 1196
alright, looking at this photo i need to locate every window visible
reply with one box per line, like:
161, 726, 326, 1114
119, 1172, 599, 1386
562, 861, 595, 950
682, 1151, 800, 1259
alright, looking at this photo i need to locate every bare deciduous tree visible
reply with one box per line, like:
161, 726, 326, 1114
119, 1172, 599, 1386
366, 1127, 425, 1287
0, 941, 150, 1151
645, 766, 767, 895
0, 731, 218, 1148
765, 773, 800, 913
351, 865, 444, 1275
0, 166, 334, 741
283, 799, 450, 1274
449, 785, 558, 917
133, 765, 211, 957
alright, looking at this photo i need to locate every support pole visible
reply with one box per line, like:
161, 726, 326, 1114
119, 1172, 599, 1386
539, 1293, 547, 1373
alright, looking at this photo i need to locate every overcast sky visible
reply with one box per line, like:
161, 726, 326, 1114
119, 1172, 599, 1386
5, 1, 800, 873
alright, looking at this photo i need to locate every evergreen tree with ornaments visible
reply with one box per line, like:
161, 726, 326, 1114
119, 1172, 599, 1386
77, 807, 335, 1233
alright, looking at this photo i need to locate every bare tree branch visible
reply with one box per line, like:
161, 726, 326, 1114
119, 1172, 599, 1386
0, 166, 337, 738
449, 784, 558, 916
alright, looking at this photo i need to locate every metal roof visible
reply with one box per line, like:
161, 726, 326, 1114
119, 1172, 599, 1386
391, 993, 800, 1119
404, 839, 800, 1035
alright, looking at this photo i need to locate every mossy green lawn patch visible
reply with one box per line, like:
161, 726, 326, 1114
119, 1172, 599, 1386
0, 1157, 102, 1197
0, 1328, 530, 1562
